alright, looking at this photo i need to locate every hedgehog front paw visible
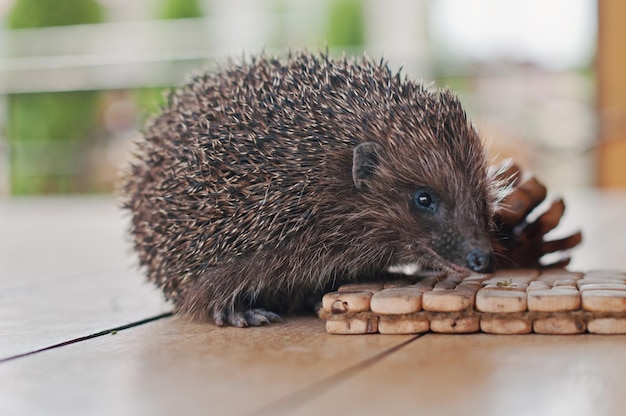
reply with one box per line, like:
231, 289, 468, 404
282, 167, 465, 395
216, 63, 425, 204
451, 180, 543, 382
213, 308, 283, 327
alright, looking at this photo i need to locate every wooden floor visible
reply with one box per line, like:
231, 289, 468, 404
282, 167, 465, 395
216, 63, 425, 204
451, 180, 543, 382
1, 191, 626, 416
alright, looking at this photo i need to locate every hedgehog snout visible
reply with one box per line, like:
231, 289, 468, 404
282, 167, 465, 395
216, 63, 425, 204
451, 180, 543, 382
466, 248, 494, 273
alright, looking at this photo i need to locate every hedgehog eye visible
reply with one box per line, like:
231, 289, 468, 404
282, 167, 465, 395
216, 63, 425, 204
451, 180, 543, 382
413, 190, 436, 212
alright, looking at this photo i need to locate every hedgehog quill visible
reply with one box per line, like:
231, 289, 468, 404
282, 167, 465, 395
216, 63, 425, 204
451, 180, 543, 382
121, 52, 576, 327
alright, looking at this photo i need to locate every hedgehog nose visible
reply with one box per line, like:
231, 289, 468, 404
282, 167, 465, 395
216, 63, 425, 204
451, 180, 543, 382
467, 249, 494, 273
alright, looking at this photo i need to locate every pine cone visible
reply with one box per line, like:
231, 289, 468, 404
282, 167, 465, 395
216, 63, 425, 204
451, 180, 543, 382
490, 161, 583, 269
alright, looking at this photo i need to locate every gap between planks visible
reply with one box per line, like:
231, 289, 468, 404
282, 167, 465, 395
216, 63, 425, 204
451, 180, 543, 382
245, 333, 427, 416
0, 312, 174, 364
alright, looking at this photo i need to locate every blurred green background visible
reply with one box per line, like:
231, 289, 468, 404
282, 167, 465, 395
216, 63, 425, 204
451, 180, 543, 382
5, 0, 204, 194
0, 0, 597, 195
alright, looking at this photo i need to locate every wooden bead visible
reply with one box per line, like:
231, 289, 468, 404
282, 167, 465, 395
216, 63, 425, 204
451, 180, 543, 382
553, 279, 578, 288
370, 287, 423, 315
526, 281, 550, 292
378, 316, 429, 334
482, 283, 527, 291
480, 317, 532, 334
476, 289, 527, 313
429, 316, 480, 334
422, 286, 477, 312
527, 289, 581, 312
578, 283, 626, 292
533, 317, 586, 334
326, 317, 378, 334
582, 290, 626, 312
322, 291, 373, 314
587, 318, 626, 334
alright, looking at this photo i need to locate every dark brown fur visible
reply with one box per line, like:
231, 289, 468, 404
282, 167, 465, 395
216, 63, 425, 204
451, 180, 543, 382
121, 52, 503, 326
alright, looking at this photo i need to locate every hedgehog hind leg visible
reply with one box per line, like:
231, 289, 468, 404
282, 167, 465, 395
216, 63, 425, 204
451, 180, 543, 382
176, 261, 285, 327
213, 308, 283, 327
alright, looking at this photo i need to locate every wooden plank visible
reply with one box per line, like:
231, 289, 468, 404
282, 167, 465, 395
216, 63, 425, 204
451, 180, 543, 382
298, 190, 626, 414
298, 333, 626, 416
0, 197, 168, 358
0, 197, 131, 285
0, 197, 414, 416
597, 0, 626, 187
1, 191, 625, 415
0, 316, 415, 416
0, 267, 168, 359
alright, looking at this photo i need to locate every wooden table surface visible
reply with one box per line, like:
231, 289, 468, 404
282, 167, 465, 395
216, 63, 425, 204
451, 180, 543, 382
1, 191, 625, 416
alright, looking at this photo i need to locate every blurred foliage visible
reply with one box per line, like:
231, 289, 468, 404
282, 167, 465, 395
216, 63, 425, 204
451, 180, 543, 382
433, 75, 471, 93
157, 0, 203, 19
326, 0, 364, 47
7, 0, 104, 194
7, 0, 103, 28
8, 92, 101, 193
133, 88, 167, 125
134, 0, 206, 124
2, 0, 369, 194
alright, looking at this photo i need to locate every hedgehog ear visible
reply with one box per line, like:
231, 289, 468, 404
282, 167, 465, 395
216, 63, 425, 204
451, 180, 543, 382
353, 142, 381, 191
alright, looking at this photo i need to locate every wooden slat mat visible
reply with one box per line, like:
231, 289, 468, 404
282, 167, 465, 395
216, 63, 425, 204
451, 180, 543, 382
319, 269, 626, 335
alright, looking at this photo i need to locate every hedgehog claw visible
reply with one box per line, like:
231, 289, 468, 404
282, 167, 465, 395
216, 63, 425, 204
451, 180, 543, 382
213, 308, 283, 327
243, 309, 283, 326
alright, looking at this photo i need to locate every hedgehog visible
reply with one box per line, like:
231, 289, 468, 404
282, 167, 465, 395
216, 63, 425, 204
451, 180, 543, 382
121, 52, 511, 327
